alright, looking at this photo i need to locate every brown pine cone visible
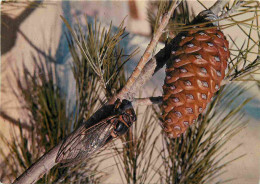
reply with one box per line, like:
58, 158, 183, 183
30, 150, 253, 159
162, 14, 230, 138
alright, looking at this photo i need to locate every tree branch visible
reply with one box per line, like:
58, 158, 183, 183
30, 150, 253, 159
219, 0, 245, 19
0, 111, 31, 131
128, 33, 180, 97
109, 0, 182, 104
13, 143, 61, 184
209, 0, 229, 15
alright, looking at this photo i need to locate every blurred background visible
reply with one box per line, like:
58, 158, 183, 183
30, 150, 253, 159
1, 1, 259, 183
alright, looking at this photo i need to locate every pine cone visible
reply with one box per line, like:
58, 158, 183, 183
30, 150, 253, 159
162, 12, 230, 138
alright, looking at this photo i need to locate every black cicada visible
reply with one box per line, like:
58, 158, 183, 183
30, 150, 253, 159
55, 99, 136, 165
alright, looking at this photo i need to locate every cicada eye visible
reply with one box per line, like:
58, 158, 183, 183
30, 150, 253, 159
114, 121, 128, 136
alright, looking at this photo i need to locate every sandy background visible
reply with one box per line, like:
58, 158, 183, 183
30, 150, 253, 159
1, 1, 259, 183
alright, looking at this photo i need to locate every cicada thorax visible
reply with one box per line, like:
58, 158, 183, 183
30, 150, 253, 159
162, 11, 230, 138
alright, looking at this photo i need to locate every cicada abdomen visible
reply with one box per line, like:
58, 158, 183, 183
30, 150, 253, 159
162, 10, 230, 138
56, 99, 136, 165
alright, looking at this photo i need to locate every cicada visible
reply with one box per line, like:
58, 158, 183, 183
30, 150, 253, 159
56, 99, 136, 165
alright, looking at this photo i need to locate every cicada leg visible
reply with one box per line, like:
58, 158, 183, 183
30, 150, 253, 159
114, 98, 122, 109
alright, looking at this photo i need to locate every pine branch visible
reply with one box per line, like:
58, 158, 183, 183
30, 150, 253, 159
209, 0, 229, 15
109, 0, 182, 103
133, 96, 163, 106
219, 0, 246, 19
12, 143, 61, 184
228, 56, 260, 81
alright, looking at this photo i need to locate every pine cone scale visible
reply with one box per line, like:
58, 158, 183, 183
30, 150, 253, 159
194, 33, 211, 41
179, 36, 194, 46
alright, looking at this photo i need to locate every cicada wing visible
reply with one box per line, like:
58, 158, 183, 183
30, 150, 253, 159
56, 119, 115, 164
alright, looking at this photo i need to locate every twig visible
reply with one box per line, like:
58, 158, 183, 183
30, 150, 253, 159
133, 96, 163, 106
228, 56, 260, 81
109, 0, 182, 104
209, 0, 229, 15
0, 111, 32, 131
219, 0, 246, 19
221, 78, 233, 86
128, 33, 180, 97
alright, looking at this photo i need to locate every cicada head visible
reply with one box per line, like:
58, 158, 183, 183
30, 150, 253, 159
115, 99, 136, 123
111, 99, 136, 137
